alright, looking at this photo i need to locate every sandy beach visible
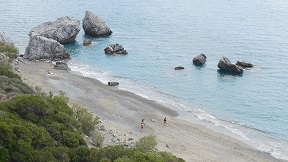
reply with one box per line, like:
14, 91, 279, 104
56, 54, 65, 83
13, 60, 283, 162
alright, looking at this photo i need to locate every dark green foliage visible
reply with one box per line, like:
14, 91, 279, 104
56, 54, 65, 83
0, 93, 184, 162
0, 42, 19, 60
0, 66, 21, 79
72, 103, 99, 136
135, 134, 158, 152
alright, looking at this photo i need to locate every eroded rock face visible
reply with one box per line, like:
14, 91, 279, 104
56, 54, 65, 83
29, 16, 80, 43
217, 57, 243, 73
193, 54, 207, 65
24, 35, 69, 60
0, 32, 14, 46
83, 11, 112, 36
104, 44, 127, 54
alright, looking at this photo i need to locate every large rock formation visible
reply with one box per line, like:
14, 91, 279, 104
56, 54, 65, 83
29, 16, 80, 43
104, 44, 127, 54
193, 54, 207, 65
217, 57, 243, 73
23, 35, 69, 60
83, 11, 112, 36
0, 32, 14, 46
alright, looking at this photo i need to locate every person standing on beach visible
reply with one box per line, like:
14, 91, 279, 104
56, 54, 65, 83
140, 122, 144, 131
164, 117, 167, 125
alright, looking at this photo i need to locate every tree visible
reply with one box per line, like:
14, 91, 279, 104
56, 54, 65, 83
135, 134, 157, 152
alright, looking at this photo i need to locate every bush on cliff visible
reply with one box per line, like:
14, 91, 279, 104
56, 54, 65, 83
0, 42, 18, 60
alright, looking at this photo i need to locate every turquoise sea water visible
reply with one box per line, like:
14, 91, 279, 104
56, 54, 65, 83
1, 0, 288, 160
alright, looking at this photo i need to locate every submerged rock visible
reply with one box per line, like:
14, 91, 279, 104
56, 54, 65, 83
217, 57, 243, 73
193, 54, 207, 65
83, 11, 112, 36
29, 16, 80, 43
0, 32, 14, 46
24, 35, 70, 60
83, 39, 92, 46
104, 44, 128, 54
174, 66, 185, 70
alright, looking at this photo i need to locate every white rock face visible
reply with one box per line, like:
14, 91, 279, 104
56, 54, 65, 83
24, 35, 69, 60
30, 16, 80, 43
0, 32, 14, 46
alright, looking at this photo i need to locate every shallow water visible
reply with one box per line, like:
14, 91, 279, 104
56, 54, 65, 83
1, 0, 288, 160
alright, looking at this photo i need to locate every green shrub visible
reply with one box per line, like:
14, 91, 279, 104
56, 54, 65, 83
72, 103, 99, 136
90, 130, 104, 147
135, 134, 157, 152
0, 65, 21, 79
0, 42, 19, 60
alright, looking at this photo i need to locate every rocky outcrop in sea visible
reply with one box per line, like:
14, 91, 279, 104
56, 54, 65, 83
23, 35, 69, 60
193, 54, 207, 65
83, 11, 112, 36
104, 44, 127, 54
217, 57, 243, 73
29, 16, 80, 44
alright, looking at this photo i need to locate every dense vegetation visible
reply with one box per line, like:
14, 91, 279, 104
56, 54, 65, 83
0, 43, 184, 162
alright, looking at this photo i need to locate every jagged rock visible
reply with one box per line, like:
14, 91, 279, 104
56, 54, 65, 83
83, 11, 112, 36
24, 35, 70, 60
29, 16, 80, 43
236, 60, 254, 68
104, 44, 127, 54
98, 125, 106, 131
53, 61, 69, 70
83, 39, 92, 46
108, 82, 119, 86
217, 57, 243, 73
0, 32, 14, 46
174, 66, 184, 70
193, 54, 207, 65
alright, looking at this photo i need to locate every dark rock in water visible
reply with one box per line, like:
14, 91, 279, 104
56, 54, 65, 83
236, 60, 254, 68
83, 11, 112, 36
24, 35, 70, 60
108, 82, 119, 86
193, 54, 207, 65
83, 39, 92, 46
53, 61, 69, 70
0, 32, 14, 46
104, 44, 128, 54
217, 57, 243, 73
29, 16, 80, 43
174, 66, 185, 70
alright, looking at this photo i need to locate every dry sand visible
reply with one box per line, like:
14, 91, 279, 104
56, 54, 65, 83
13, 60, 284, 162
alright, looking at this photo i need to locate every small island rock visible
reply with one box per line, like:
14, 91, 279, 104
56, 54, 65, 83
236, 60, 254, 69
29, 16, 80, 44
104, 44, 128, 54
217, 57, 243, 73
0, 32, 14, 46
23, 35, 70, 60
193, 54, 207, 65
83, 11, 112, 36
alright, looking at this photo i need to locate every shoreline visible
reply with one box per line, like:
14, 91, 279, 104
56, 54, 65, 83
14, 60, 284, 162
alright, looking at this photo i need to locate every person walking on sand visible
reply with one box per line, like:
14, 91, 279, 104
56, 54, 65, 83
140, 122, 144, 132
164, 117, 167, 125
